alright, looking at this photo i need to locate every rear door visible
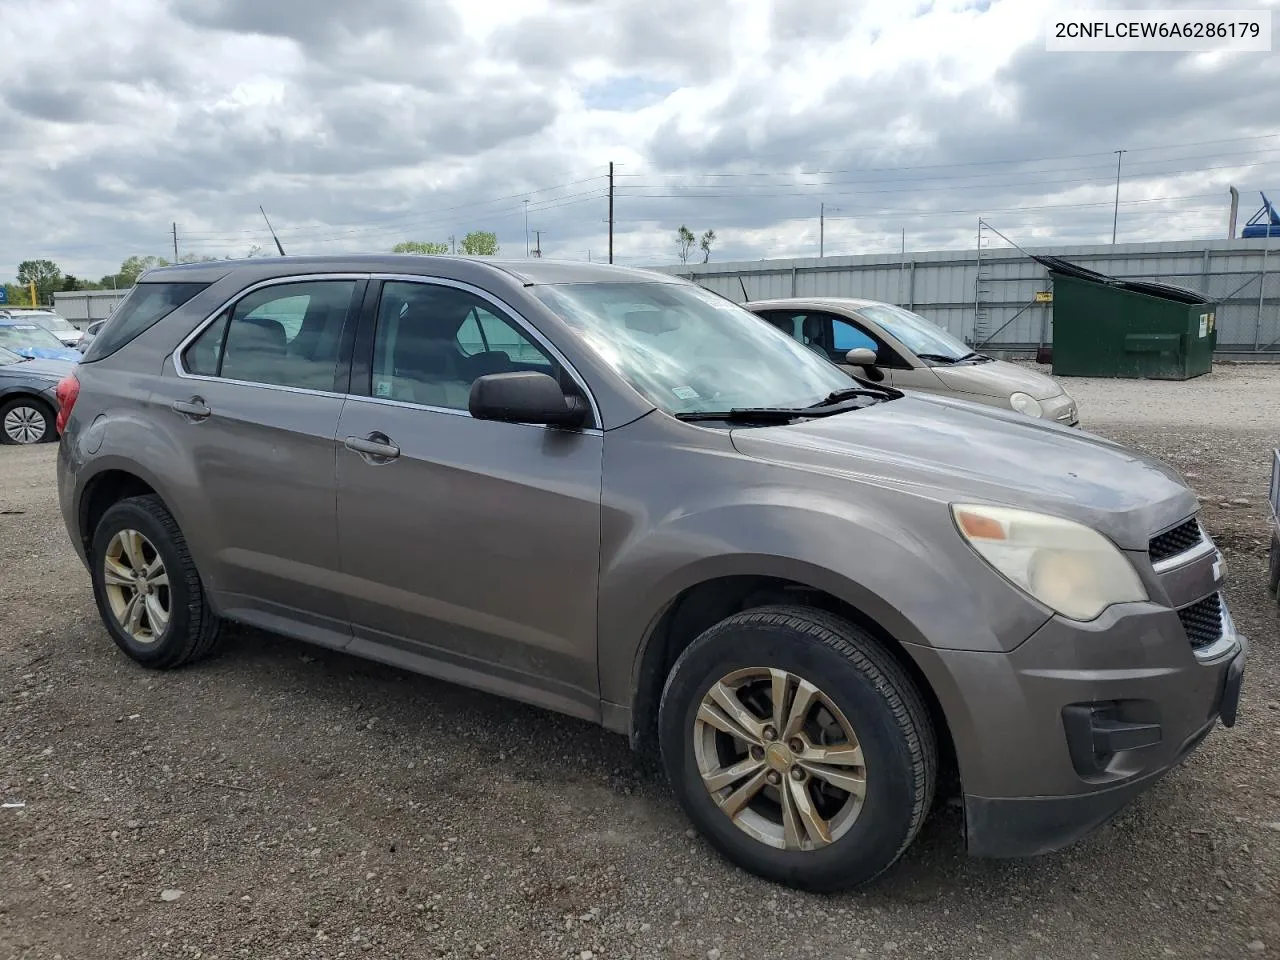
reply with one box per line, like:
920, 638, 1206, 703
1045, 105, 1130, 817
334, 277, 604, 719
152, 275, 365, 648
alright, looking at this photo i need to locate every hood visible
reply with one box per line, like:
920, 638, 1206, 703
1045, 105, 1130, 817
12, 345, 82, 363
53, 331, 83, 345
2, 357, 76, 380
932, 359, 1063, 400
730, 393, 1194, 550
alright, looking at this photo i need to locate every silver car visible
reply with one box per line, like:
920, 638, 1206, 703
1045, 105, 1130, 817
748, 297, 1078, 426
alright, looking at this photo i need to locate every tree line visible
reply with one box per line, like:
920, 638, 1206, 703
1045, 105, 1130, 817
5, 225, 713, 307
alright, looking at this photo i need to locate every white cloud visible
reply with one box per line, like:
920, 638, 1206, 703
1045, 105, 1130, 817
0, 0, 1277, 282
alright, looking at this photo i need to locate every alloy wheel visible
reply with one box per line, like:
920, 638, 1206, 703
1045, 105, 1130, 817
102, 529, 171, 644
3, 405, 46, 444
693, 666, 868, 851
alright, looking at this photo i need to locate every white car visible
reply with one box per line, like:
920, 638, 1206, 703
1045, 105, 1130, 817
4, 310, 84, 348
746, 297, 1078, 427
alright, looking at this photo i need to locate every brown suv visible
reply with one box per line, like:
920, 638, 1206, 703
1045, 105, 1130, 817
55, 256, 1246, 891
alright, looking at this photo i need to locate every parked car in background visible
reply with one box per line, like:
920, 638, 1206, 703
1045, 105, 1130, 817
0, 345, 73, 444
0, 319, 83, 362
77, 319, 108, 353
746, 297, 1078, 427
56, 256, 1244, 891
1, 309, 84, 348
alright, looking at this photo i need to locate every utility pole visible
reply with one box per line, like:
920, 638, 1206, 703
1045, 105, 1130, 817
820, 203, 825, 258
607, 161, 614, 264
172, 222, 179, 261
534, 230, 542, 258
1111, 149, 1126, 244
449, 235, 456, 254
524, 199, 530, 257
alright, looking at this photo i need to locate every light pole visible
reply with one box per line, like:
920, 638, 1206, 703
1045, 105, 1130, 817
820, 203, 842, 257
1111, 149, 1126, 244
524, 199, 530, 257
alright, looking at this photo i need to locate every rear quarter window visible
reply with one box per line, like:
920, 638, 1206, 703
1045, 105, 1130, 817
81, 282, 210, 361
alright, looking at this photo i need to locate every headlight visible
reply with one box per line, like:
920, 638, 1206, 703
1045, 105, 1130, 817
951, 504, 1147, 621
1009, 392, 1042, 417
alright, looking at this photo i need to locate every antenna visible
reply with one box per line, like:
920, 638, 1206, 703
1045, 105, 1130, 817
738, 275, 750, 302
259, 206, 287, 256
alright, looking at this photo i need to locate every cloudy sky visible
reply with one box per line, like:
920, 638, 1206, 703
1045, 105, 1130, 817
2, 0, 1278, 283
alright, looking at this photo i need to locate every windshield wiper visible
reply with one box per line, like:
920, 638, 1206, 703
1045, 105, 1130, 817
915, 352, 962, 364
675, 397, 879, 424
957, 351, 994, 363
811, 383, 902, 406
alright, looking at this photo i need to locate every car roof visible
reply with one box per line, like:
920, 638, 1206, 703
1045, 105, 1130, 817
139, 255, 680, 287
744, 296, 892, 311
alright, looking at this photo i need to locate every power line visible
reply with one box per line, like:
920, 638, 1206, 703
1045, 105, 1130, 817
615, 131, 1280, 177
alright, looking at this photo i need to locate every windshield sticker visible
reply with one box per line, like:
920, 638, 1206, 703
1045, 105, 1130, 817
672, 385, 700, 401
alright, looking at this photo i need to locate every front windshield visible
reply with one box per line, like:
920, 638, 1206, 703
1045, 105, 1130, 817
0, 324, 66, 350
0, 345, 23, 365
31, 313, 76, 333
857, 304, 971, 361
533, 281, 855, 415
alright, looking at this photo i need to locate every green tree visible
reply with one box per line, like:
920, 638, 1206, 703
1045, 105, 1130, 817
699, 229, 717, 263
115, 255, 170, 288
3, 283, 28, 306
61, 274, 83, 292
676, 225, 695, 264
17, 259, 63, 305
459, 231, 499, 256
393, 240, 449, 255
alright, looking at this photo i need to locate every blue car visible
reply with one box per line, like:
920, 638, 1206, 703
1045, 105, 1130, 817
0, 319, 82, 362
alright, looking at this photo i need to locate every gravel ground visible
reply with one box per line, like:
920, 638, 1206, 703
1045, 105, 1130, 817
2, 364, 1278, 960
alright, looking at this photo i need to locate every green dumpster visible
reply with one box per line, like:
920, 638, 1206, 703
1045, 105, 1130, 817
1034, 255, 1217, 380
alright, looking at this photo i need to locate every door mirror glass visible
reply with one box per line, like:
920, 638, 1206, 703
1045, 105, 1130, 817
845, 346, 877, 366
469, 371, 587, 428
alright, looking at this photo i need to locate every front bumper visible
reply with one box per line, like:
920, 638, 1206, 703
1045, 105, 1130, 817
906, 572, 1247, 858
1039, 391, 1079, 427
963, 638, 1246, 857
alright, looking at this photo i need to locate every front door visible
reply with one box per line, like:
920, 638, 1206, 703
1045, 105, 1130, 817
153, 277, 365, 646
334, 279, 604, 719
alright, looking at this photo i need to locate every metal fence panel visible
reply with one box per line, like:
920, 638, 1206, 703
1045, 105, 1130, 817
655, 238, 1280, 356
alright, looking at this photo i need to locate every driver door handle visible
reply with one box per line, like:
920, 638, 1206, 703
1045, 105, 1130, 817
172, 397, 211, 421
344, 433, 400, 462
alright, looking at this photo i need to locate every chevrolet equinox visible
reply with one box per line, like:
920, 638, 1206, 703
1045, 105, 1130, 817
56, 256, 1248, 891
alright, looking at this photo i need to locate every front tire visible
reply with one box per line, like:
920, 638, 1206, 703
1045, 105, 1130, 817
89, 495, 224, 668
658, 605, 937, 892
0, 396, 56, 444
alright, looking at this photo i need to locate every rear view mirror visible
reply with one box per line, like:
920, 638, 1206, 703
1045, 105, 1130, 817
469, 371, 588, 428
845, 347, 877, 366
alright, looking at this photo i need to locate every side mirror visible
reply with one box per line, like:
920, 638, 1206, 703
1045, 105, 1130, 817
844, 346, 885, 382
469, 371, 588, 428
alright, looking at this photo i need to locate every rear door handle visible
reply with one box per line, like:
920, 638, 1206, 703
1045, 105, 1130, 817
172, 397, 211, 421
344, 433, 400, 462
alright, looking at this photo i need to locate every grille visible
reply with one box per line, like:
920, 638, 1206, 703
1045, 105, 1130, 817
1149, 518, 1202, 563
1177, 593, 1223, 650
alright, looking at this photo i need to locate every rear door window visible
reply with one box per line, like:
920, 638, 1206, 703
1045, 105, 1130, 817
181, 280, 358, 392
81, 282, 210, 361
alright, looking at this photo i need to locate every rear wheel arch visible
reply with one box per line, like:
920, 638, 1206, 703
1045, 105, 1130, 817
627, 571, 958, 798
79, 469, 161, 554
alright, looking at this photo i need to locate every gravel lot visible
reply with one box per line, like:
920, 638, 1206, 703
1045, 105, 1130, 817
2, 363, 1278, 960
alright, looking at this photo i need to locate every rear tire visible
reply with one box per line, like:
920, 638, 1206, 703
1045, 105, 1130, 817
89, 495, 224, 668
0, 396, 56, 444
658, 605, 936, 892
